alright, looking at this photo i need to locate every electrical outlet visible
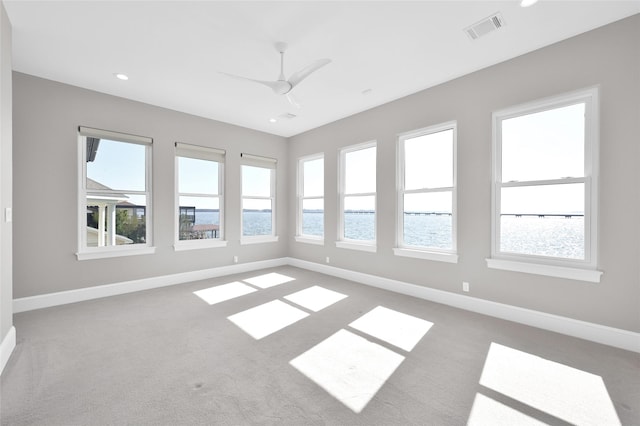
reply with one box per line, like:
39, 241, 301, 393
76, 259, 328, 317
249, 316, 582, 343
463, 281, 470, 292
233, 256, 238, 264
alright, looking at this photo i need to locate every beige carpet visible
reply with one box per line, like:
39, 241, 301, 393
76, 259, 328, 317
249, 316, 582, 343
1, 266, 638, 425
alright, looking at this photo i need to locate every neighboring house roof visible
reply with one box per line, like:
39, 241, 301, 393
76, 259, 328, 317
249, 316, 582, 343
86, 178, 129, 203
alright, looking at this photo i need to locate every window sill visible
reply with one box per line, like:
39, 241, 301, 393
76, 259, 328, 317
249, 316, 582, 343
336, 241, 376, 253
295, 236, 324, 246
241, 235, 279, 245
393, 248, 458, 263
76, 246, 156, 261
174, 240, 228, 251
486, 258, 603, 283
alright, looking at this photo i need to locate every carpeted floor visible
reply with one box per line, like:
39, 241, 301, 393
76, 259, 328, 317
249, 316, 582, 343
1, 266, 639, 425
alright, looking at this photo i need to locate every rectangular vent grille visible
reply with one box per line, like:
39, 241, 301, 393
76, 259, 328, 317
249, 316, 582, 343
465, 12, 506, 40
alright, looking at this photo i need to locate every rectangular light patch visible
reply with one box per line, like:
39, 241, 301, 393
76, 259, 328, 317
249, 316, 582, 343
193, 282, 257, 305
349, 306, 433, 352
243, 272, 295, 289
290, 329, 404, 413
228, 300, 308, 340
479, 343, 620, 426
284, 286, 348, 312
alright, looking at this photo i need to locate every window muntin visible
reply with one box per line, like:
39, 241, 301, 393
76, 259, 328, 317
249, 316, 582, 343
492, 88, 598, 268
397, 124, 456, 253
78, 127, 152, 256
241, 154, 276, 240
175, 144, 225, 244
298, 155, 324, 239
339, 143, 376, 245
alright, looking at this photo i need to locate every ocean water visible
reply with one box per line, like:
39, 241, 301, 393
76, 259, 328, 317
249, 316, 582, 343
194, 210, 272, 236
500, 215, 584, 259
195, 210, 585, 259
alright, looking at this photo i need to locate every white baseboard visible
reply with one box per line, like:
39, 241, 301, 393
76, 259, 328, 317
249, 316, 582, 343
1, 326, 16, 375
11, 256, 639, 353
286, 257, 640, 353
13, 258, 288, 313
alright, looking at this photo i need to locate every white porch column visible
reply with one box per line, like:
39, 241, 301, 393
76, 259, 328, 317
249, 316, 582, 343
106, 204, 116, 246
97, 203, 105, 247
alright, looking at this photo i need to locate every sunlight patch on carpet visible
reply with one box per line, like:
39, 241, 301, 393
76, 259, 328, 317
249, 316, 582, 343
242, 272, 295, 289
284, 286, 348, 312
227, 300, 308, 339
193, 282, 257, 305
290, 329, 404, 413
478, 342, 621, 426
468, 393, 547, 426
348, 306, 433, 352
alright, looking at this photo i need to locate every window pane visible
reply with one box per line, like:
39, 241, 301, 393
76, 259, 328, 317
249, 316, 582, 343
344, 195, 375, 241
403, 192, 452, 249
178, 196, 220, 240
85, 194, 147, 247
302, 198, 323, 237
178, 157, 218, 195
502, 103, 585, 182
86, 139, 146, 191
345, 146, 376, 194
405, 129, 453, 190
500, 183, 585, 259
303, 158, 324, 197
242, 165, 271, 197
501, 183, 584, 215
242, 198, 272, 236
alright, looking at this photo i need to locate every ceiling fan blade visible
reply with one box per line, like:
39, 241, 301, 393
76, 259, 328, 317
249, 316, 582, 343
218, 72, 279, 92
288, 58, 331, 88
286, 93, 302, 108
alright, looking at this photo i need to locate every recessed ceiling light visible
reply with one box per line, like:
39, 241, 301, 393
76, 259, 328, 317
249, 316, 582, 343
520, 0, 539, 7
269, 118, 277, 123
114, 73, 129, 81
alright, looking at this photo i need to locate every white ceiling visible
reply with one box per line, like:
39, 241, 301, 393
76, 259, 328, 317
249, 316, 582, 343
4, 1, 639, 138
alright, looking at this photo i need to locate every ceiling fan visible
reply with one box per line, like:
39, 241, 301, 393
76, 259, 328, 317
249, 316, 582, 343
220, 42, 331, 108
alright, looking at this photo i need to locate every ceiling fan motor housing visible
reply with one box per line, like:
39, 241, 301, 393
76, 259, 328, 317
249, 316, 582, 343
273, 80, 293, 95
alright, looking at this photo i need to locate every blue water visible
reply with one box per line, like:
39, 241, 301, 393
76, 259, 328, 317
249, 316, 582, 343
500, 216, 584, 259
195, 210, 585, 259
194, 210, 272, 236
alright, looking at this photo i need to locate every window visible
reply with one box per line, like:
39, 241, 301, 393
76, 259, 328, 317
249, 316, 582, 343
338, 142, 376, 252
296, 154, 324, 244
241, 153, 277, 244
489, 87, 601, 282
77, 127, 154, 260
395, 122, 458, 263
175, 143, 226, 250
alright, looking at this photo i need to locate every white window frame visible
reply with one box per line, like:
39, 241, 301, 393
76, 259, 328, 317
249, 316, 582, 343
337, 141, 377, 252
240, 153, 278, 245
174, 143, 227, 251
394, 121, 458, 263
76, 126, 155, 260
296, 153, 324, 245
487, 87, 602, 282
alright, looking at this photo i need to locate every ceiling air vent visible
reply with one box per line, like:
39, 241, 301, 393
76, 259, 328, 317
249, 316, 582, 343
464, 12, 506, 40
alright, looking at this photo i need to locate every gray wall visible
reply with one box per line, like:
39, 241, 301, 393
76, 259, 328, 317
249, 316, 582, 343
13, 73, 288, 298
288, 15, 640, 332
0, 1, 12, 341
